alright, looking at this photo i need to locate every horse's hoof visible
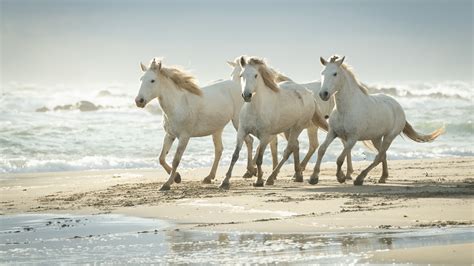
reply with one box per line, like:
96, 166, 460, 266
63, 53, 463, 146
265, 178, 274, 186
336, 171, 346, 184
174, 173, 181, 184
219, 181, 230, 190
308, 176, 319, 185
253, 181, 264, 187
354, 179, 364, 186
292, 173, 304, 183
242, 172, 253, 179
159, 183, 171, 191
202, 177, 212, 184
378, 177, 387, 184
345, 175, 353, 180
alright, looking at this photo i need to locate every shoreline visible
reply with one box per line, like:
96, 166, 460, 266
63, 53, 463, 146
1, 157, 473, 263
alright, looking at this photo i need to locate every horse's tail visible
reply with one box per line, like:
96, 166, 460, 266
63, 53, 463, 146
312, 100, 329, 132
362, 140, 377, 152
402, 121, 445, 143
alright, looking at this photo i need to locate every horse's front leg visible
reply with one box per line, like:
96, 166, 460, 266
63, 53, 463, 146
270, 135, 278, 170
345, 152, 354, 180
242, 135, 256, 178
336, 138, 357, 183
159, 136, 190, 191
203, 129, 224, 184
254, 135, 271, 187
309, 129, 336, 185
159, 133, 182, 183
219, 129, 246, 190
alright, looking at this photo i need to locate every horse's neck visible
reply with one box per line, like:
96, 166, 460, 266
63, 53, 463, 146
334, 70, 365, 114
250, 82, 277, 115
157, 78, 196, 118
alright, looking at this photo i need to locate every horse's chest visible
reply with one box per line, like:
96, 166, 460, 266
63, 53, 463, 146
330, 115, 356, 140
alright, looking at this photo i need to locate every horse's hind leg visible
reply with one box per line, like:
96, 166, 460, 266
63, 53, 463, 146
336, 138, 357, 183
159, 133, 181, 183
354, 135, 394, 186
267, 128, 302, 185
203, 130, 224, 184
300, 126, 318, 171
159, 136, 190, 191
370, 137, 389, 183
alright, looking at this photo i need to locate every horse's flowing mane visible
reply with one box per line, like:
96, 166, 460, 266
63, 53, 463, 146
247, 57, 280, 92
340, 63, 369, 95
232, 57, 291, 83
160, 65, 202, 96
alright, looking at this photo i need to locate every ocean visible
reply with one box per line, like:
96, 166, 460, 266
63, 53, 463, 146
0, 80, 472, 174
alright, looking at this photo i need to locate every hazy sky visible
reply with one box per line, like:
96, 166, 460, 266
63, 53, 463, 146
1, 0, 473, 87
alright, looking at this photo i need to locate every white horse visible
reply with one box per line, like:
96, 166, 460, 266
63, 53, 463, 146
310, 55, 444, 185
227, 57, 356, 179
135, 58, 256, 191
219, 56, 328, 190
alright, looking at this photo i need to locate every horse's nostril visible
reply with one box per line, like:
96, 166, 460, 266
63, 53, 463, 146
139, 98, 144, 104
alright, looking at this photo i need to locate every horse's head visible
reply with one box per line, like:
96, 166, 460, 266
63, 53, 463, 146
135, 58, 162, 108
319, 55, 345, 101
227, 58, 241, 83
238, 56, 264, 102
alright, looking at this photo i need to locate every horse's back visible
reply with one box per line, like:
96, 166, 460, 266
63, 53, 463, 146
190, 80, 240, 136
274, 81, 315, 131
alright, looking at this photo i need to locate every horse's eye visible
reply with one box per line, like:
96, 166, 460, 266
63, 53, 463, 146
254, 74, 258, 78
239, 74, 242, 78
151, 79, 155, 83
333, 73, 337, 77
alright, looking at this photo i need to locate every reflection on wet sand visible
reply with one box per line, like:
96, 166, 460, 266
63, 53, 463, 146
1, 214, 472, 264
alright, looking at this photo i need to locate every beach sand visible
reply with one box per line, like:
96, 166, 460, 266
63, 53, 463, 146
1, 157, 473, 263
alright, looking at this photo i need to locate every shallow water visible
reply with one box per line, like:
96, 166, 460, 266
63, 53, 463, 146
1, 214, 472, 264
0, 80, 472, 174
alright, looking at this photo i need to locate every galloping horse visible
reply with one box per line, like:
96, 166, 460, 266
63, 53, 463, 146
310, 55, 444, 185
135, 58, 256, 191
220, 56, 328, 189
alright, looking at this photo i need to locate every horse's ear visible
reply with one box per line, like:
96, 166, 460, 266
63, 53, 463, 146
227, 61, 237, 68
140, 62, 147, 72
239, 56, 246, 67
320, 57, 327, 66
150, 58, 162, 72
336, 56, 345, 66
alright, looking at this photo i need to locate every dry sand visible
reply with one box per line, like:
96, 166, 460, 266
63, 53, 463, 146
1, 157, 473, 263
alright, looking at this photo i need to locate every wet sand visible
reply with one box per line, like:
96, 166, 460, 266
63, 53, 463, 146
1, 157, 473, 263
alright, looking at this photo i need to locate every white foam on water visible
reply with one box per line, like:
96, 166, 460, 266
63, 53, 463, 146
1, 81, 472, 174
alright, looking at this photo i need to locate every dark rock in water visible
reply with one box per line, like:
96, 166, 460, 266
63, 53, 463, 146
54, 104, 73, 111
76, 101, 100, 112
97, 90, 112, 97
36, 106, 50, 112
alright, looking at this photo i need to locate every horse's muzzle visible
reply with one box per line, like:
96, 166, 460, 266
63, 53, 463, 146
319, 91, 330, 101
135, 97, 146, 108
242, 92, 252, 102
